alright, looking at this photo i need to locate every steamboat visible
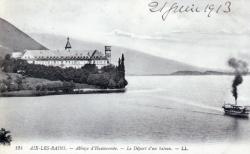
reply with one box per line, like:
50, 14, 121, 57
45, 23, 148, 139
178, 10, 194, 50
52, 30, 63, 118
222, 103, 250, 118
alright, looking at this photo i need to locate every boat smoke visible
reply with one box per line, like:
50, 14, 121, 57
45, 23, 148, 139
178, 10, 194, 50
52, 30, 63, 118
228, 58, 248, 104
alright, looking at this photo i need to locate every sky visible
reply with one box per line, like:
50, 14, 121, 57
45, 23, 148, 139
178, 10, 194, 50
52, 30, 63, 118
0, 0, 250, 69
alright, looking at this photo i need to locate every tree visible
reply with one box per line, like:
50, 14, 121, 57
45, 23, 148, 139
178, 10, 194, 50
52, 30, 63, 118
116, 54, 125, 80
4, 54, 11, 60
118, 58, 121, 69
101, 64, 116, 73
121, 53, 125, 78
117, 78, 128, 88
1, 55, 14, 73
0, 81, 7, 92
0, 128, 12, 145
16, 75, 23, 90
81, 64, 98, 73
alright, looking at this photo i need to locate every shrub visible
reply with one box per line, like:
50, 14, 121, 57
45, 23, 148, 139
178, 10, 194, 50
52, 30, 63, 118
62, 81, 75, 93
36, 85, 41, 91
117, 78, 128, 88
108, 79, 116, 89
0, 128, 12, 145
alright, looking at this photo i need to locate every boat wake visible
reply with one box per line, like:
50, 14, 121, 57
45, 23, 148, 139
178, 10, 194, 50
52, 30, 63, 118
151, 95, 223, 113
191, 110, 224, 116
128, 90, 224, 116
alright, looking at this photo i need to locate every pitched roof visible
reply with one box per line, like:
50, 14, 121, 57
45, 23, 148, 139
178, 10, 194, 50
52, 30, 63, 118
22, 49, 107, 60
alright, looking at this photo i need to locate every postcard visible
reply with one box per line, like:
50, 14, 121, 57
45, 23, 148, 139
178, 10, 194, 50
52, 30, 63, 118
0, 0, 250, 154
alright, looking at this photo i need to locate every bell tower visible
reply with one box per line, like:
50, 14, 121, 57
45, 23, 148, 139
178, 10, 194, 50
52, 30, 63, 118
65, 37, 72, 51
105, 46, 111, 64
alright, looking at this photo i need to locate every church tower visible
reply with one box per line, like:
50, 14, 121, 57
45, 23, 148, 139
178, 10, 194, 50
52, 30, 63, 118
105, 46, 111, 64
65, 37, 72, 51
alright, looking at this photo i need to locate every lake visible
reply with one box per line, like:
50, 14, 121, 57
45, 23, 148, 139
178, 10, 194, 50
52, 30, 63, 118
0, 76, 250, 144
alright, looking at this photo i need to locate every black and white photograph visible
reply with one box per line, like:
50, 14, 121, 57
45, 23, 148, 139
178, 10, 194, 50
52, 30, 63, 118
0, 0, 250, 153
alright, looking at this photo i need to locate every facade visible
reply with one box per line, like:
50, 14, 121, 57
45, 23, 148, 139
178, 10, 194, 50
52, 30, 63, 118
19, 38, 111, 69
11, 52, 23, 59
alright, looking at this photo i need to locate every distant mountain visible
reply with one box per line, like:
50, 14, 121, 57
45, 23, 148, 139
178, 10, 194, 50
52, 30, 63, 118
171, 70, 235, 75
0, 18, 46, 59
0, 17, 205, 75
30, 33, 205, 75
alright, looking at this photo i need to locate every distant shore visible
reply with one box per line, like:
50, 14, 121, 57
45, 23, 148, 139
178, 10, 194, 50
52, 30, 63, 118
128, 70, 250, 76
0, 88, 126, 97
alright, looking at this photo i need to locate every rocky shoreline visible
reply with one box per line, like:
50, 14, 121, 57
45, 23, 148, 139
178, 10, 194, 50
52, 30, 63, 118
0, 88, 126, 97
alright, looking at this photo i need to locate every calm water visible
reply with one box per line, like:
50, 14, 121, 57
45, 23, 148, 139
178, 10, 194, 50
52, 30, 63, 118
0, 76, 250, 144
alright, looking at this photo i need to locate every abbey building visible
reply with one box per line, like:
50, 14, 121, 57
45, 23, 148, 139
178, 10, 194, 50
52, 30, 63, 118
13, 37, 111, 69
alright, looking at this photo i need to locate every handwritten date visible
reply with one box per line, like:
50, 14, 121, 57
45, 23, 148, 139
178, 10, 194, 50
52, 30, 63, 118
148, 0, 231, 20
